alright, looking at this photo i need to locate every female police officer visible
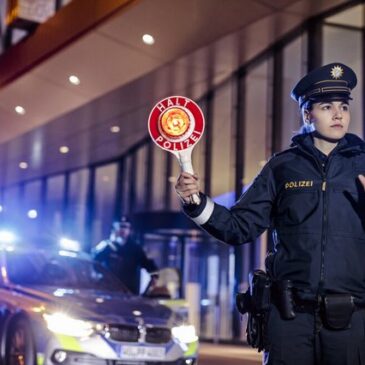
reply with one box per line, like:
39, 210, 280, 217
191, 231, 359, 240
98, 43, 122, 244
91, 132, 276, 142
175, 63, 365, 365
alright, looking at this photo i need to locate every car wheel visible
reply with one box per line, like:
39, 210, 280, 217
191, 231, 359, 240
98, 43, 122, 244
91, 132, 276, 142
5, 317, 36, 365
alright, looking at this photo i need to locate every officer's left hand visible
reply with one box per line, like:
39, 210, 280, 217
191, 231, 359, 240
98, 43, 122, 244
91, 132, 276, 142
358, 174, 365, 190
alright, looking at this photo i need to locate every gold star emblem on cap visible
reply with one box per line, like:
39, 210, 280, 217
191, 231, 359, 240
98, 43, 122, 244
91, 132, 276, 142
330, 65, 344, 79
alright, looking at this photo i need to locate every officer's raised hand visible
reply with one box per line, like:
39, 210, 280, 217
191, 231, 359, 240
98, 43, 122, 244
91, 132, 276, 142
175, 172, 200, 204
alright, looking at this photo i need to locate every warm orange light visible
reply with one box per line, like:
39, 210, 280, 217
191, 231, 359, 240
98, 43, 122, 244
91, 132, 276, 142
160, 108, 190, 138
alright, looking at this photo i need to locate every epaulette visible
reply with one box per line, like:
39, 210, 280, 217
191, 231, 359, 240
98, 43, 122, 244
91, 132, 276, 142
270, 145, 299, 160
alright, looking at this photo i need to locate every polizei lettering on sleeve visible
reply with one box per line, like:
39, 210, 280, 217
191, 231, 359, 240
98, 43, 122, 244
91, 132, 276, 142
284, 180, 314, 189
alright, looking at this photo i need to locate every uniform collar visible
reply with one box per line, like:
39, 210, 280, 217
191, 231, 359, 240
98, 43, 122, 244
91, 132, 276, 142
291, 132, 365, 155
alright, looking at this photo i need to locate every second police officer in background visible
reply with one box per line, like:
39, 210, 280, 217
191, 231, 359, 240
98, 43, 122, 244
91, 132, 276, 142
93, 217, 158, 295
175, 63, 365, 364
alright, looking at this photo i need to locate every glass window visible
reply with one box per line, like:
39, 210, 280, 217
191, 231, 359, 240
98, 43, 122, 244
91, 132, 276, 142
282, 34, 308, 149
135, 146, 147, 212
92, 163, 117, 246
211, 80, 235, 204
23, 180, 42, 238
0, 190, 4, 225
66, 169, 89, 245
3, 186, 21, 230
121, 157, 131, 215
322, 25, 363, 137
151, 147, 166, 211
6, 251, 129, 292
142, 231, 234, 340
185, 237, 234, 341
45, 175, 65, 243
244, 60, 271, 182
239, 60, 272, 310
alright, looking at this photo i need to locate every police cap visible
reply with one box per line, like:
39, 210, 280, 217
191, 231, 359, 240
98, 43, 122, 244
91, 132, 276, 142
291, 62, 357, 107
112, 216, 131, 230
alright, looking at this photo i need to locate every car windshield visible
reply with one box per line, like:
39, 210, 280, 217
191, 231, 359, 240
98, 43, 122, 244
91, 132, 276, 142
5, 251, 130, 293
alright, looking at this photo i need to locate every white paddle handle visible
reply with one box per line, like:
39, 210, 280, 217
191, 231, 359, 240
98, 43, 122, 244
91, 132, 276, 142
178, 151, 201, 205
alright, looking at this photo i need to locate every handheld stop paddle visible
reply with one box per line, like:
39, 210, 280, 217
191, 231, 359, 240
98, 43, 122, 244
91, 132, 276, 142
148, 96, 205, 205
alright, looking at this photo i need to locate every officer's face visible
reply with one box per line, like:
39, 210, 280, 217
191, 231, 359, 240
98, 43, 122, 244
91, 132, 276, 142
116, 227, 131, 239
305, 101, 350, 141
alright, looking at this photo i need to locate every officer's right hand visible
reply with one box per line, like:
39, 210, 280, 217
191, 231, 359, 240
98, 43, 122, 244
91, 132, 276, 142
175, 172, 200, 204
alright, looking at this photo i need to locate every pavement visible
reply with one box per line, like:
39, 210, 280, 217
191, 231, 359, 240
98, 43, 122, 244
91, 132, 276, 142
199, 342, 262, 365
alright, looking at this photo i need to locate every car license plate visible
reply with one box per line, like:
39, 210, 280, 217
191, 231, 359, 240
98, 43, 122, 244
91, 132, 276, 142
121, 346, 165, 360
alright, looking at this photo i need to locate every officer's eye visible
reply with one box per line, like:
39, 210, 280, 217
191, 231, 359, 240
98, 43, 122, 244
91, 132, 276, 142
341, 104, 349, 111
321, 105, 331, 110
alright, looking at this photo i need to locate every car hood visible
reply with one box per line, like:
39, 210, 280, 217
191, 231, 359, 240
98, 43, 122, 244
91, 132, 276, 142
14, 285, 176, 326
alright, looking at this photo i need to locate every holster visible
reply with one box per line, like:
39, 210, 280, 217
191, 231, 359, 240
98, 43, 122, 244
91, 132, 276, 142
323, 294, 355, 330
249, 270, 271, 313
272, 280, 296, 320
235, 291, 251, 315
235, 270, 271, 352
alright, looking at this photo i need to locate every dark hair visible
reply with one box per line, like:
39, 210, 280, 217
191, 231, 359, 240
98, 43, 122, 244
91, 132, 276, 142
301, 100, 313, 111
296, 100, 314, 135
298, 123, 314, 134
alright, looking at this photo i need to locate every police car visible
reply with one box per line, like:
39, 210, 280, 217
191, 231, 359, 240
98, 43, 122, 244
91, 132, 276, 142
0, 246, 198, 365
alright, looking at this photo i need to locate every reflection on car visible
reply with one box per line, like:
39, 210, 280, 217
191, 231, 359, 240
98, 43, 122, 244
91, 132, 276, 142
0, 247, 198, 365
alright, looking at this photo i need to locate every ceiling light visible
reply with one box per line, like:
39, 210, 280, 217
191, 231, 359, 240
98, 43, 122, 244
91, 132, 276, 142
15, 106, 26, 115
69, 75, 80, 85
142, 34, 155, 45
19, 162, 28, 169
110, 126, 120, 133
59, 146, 69, 154
27, 209, 38, 219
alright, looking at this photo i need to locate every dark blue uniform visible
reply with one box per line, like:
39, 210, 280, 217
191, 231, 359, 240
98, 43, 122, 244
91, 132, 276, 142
185, 132, 365, 364
184, 64, 365, 365
189, 132, 365, 303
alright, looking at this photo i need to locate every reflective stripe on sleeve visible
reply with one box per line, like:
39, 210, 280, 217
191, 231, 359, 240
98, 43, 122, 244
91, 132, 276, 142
191, 197, 214, 225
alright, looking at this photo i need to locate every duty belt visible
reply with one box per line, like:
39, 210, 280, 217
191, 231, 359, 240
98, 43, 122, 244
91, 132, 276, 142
293, 296, 365, 313
272, 282, 365, 330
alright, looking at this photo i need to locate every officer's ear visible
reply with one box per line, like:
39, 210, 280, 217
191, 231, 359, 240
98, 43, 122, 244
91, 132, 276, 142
302, 108, 312, 125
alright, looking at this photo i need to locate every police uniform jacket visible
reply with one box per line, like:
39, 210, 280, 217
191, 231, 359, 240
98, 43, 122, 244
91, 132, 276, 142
185, 132, 365, 303
94, 237, 158, 294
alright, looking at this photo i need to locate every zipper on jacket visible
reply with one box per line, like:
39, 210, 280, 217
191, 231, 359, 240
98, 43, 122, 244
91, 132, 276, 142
318, 158, 333, 288
320, 173, 328, 286
322, 180, 326, 191
297, 146, 331, 291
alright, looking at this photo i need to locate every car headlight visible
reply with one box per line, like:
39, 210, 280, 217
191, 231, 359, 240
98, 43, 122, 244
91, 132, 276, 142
171, 325, 198, 343
43, 312, 94, 337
